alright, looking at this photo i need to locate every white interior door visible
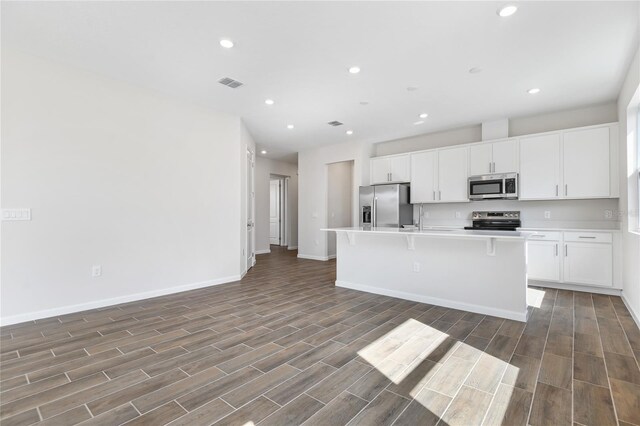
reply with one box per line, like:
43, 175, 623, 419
246, 150, 254, 270
269, 180, 280, 245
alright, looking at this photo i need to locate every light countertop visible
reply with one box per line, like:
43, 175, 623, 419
322, 227, 530, 240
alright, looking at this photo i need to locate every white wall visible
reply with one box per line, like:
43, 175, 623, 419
617, 45, 640, 323
327, 161, 354, 257
254, 157, 298, 253
375, 125, 481, 156
298, 140, 373, 260
509, 102, 618, 136
1, 49, 245, 324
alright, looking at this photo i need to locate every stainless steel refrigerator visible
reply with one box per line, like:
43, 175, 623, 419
359, 184, 412, 228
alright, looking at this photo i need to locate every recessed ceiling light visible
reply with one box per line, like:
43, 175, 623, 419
265, 99, 274, 105
261, 150, 267, 154
527, 88, 541, 94
346, 130, 354, 135
468, 67, 482, 74
219, 39, 234, 49
414, 120, 424, 125
287, 124, 294, 129
497, 5, 518, 17
348, 66, 361, 74
419, 113, 428, 119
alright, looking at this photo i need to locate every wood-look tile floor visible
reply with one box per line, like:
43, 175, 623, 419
1, 246, 640, 426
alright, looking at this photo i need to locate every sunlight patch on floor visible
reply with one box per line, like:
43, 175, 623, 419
356, 317, 519, 425
357, 319, 447, 384
527, 287, 546, 308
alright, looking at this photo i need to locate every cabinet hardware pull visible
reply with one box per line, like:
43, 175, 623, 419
578, 236, 596, 239
433, 190, 435, 200
565, 245, 568, 257
565, 184, 568, 196
555, 185, 558, 196
438, 190, 441, 200
530, 234, 545, 238
555, 244, 558, 256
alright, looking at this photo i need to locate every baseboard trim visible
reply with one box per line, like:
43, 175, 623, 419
255, 249, 271, 255
528, 280, 623, 296
335, 280, 528, 322
297, 254, 329, 261
0, 275, 241, 326
622, 293, 640, 329
327, 254, 337, 260
287, 246, 298, 251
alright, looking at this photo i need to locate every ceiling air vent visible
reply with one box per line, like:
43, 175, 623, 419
218, 77, 244, 89
327, 121, 343, 126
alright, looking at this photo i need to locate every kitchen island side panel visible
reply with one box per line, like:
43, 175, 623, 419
335, 232, 528, 321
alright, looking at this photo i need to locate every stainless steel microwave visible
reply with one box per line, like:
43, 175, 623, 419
468, 173, 518, 200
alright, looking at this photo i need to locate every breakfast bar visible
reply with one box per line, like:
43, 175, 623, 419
324, 227, 531, 321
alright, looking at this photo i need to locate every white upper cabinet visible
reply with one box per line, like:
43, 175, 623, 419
370, 157, 390, 184
376, 122, 618, 202
519, 133, 561, 200
562, 127, 610, 198
469, 143, 493, 176
492, 139, 519, 173
389, 155, 410, 183
410, 151, 437, 203
409, 147, 468, 203
438, 146, 469, 202
469, 139, 518, 176
519, 124, 616, 200
370, 155, 409, 184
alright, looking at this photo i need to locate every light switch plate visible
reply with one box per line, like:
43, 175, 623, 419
2, 208, 31, 221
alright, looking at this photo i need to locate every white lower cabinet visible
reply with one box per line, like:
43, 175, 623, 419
563, 242, 613, 287
527, 231, 615, 288
528, 241, 560, 281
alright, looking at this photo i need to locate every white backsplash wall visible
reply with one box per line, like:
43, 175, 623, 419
413, 198, 621, 230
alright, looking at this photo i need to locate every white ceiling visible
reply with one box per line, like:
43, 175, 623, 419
2, 1, 638, 161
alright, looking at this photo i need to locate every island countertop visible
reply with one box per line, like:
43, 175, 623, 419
322, 226, 531, 240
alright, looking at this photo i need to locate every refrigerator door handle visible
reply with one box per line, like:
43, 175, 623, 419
372, 197, 377, 227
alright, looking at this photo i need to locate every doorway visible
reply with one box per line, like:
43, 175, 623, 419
269, 175, 288, 247
327, 160, 354, 258
269, 178, 281, 245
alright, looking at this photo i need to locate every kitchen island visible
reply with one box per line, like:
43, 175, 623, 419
323, 227, 531, 321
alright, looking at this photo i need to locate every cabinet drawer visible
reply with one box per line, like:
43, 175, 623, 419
563, 232, 612, 243
526, 231, 561, 241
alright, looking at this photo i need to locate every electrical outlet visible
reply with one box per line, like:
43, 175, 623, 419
2, 208, 31, 221
455, 211, 461, 219
544, 211, 551, 219
92, 265, 102, 278
413, 262, 420, 273
605, 210, 613, 219
424, 211, 430, 218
